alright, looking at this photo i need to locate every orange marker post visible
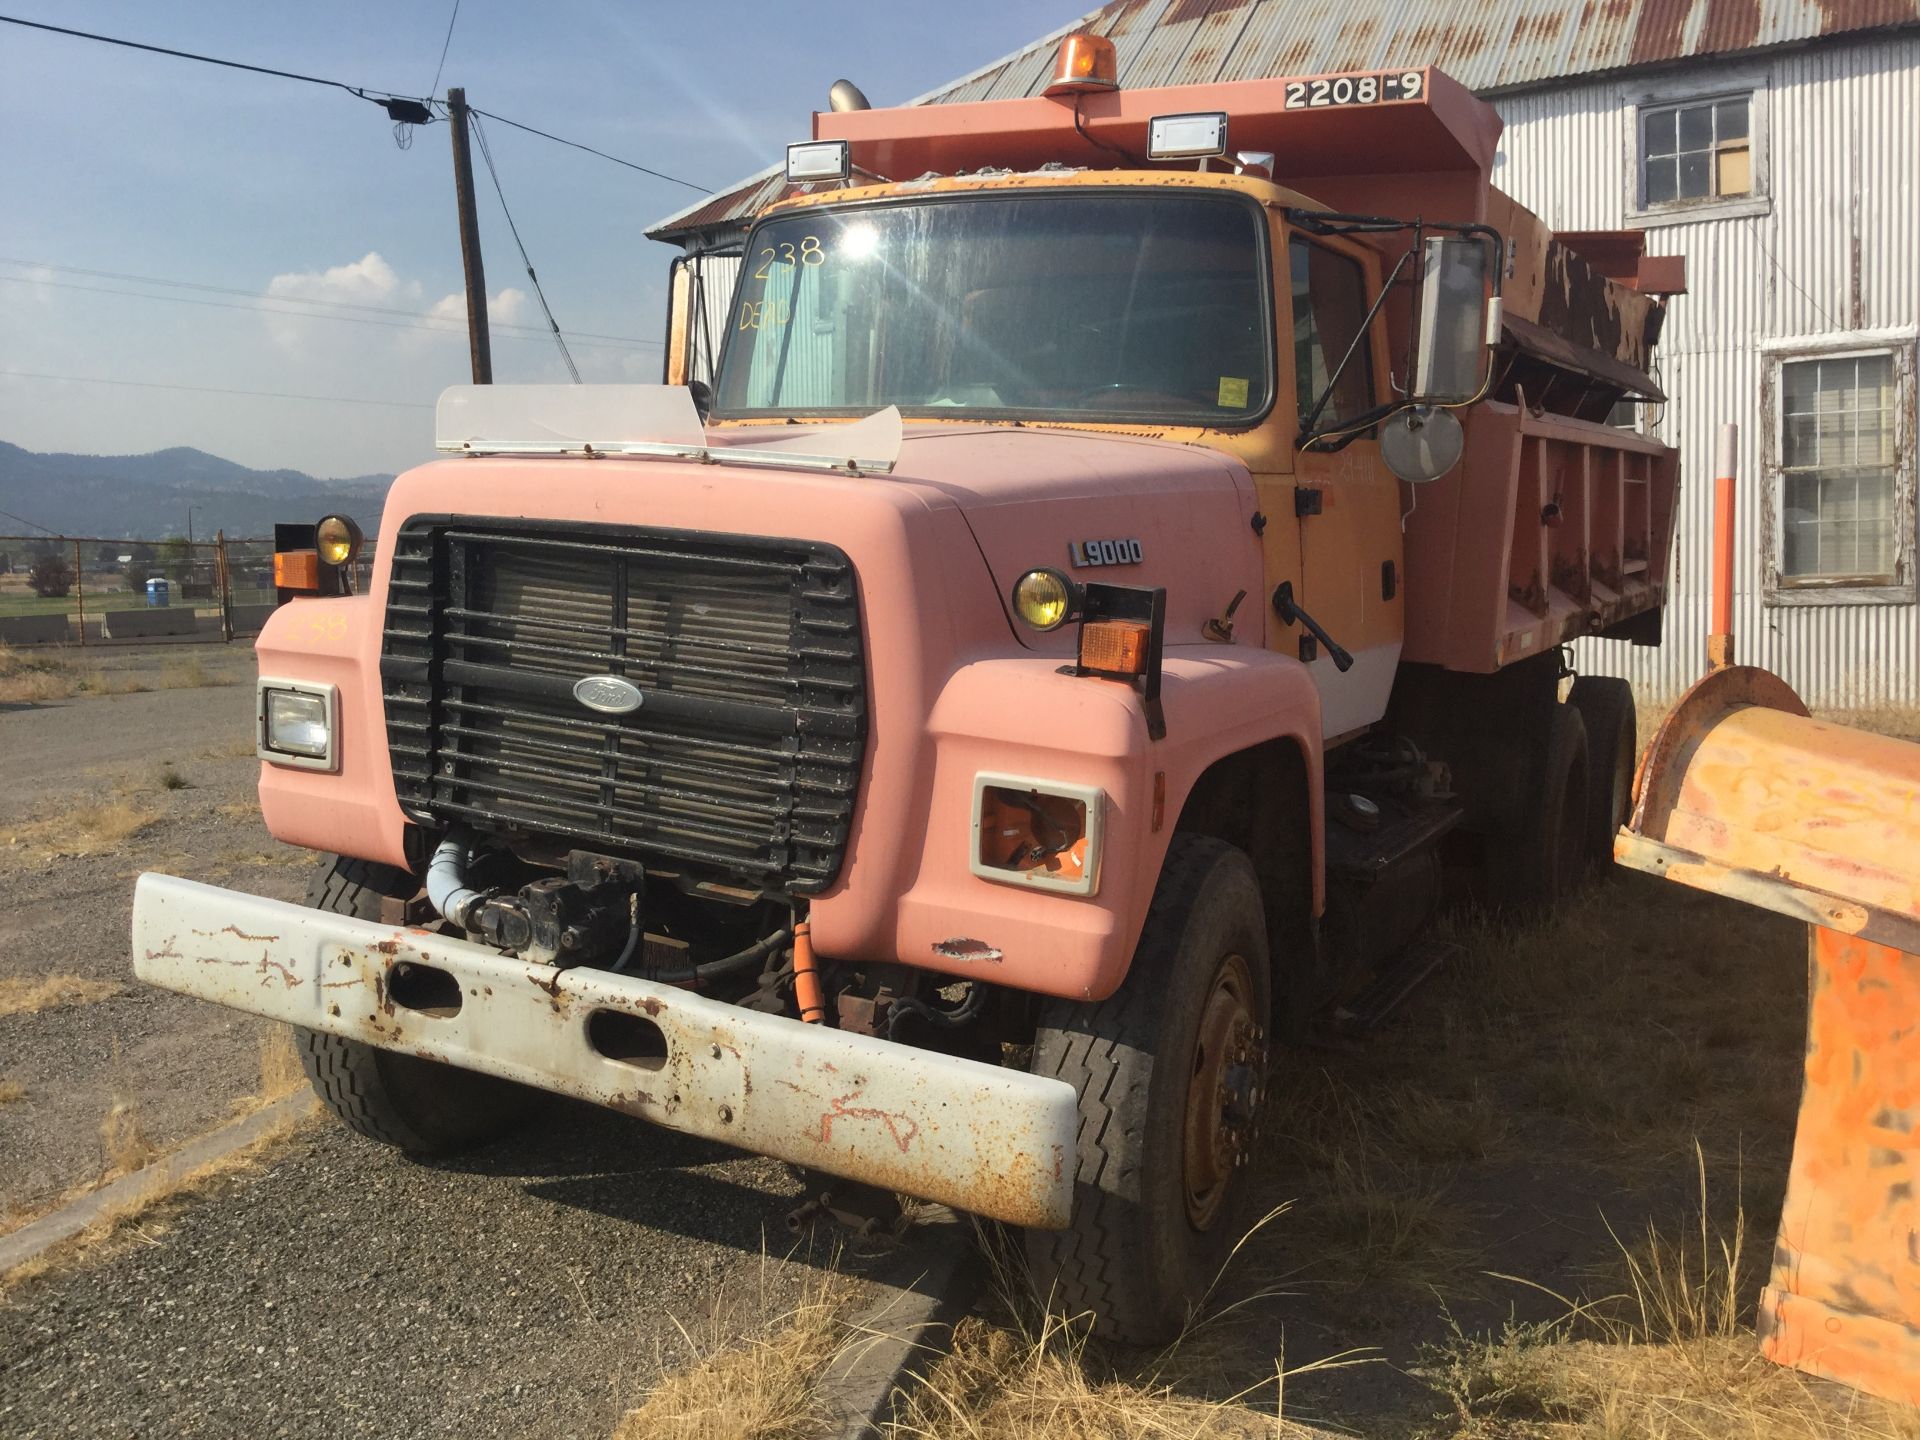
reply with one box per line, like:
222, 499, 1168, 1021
1708, 423, 1736, 671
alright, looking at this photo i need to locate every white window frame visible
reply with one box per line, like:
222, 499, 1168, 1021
1761, 329, 1917, 607
1623, 70, 1770, 228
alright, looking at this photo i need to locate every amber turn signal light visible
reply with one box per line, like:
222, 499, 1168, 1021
1043, 33, 1118, 96
274, 549, 321, 593
1078, 619, 1151, 675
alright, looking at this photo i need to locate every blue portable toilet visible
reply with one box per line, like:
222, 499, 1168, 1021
145, 576, 170, 608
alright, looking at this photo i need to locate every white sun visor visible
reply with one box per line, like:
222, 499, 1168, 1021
436, 384, 706, 457
434, 385, 902, 476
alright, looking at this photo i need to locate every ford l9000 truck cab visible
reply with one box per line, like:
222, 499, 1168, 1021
135, 43, 1679, 1341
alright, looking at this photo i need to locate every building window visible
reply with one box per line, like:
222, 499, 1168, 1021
1641, 95, 1750, 206
1766, 341, 1915, 603
1626, 77, 1768, 226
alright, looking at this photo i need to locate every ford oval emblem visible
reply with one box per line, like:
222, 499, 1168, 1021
573, 674, 644, 715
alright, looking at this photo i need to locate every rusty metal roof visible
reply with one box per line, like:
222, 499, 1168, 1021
649, 0, 1920, 238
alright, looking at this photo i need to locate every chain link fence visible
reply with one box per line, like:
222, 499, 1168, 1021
0, 534, 370, 646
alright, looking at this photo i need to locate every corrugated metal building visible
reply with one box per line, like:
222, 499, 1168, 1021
650, 0, 1920, 706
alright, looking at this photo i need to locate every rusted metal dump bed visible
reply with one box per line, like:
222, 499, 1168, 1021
1401, 397, 1678, 673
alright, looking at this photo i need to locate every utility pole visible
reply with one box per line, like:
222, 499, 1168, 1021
447, 87, 493, 384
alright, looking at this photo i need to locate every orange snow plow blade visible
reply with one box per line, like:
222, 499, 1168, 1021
1617, 664, 1920, 1404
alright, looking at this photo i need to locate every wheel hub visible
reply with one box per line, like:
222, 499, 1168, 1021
1182, 952, 1266, 1230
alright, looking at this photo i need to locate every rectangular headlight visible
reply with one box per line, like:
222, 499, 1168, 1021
786, 140, 851, 184
1147, 112, 1228, 160
970, 774, 1105, 897
257, 679, 338, 772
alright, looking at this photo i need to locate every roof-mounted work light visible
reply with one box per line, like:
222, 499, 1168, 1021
786, 139, 851, 185
1043, 33, 1118, 97
1147, 112, 1228, 160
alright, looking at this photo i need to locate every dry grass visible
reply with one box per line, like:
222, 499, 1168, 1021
156, 761, 187, 790
0, 641, 236, 708
612, 1267, 858, 1440
99, 1095, 156, 1177
0, 799, 160, 863
886, 1227, 1363, 1439
860, 876, 1824, 1439
0, 1080, 23, 1106
1428, 1156, 1920, 1439
1812, 704, 1920, 741
0, 974, 123, 1018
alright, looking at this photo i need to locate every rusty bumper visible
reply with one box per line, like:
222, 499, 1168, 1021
131, 873, 1077, 1228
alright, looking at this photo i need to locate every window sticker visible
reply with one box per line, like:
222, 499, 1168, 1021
1217, 376, 1250, 409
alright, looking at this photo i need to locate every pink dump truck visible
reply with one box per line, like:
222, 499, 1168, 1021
135, 42, 1681, 1341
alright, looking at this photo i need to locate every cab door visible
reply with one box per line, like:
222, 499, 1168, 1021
1284, 232, 1405, 740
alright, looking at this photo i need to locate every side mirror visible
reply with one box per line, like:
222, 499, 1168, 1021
687, 379, 712, 422
1412, 235, 1500, 405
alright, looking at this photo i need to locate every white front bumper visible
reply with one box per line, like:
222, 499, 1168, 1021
132, 873, 1076, 1228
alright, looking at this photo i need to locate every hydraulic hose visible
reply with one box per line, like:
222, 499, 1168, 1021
425, 825, 486, 930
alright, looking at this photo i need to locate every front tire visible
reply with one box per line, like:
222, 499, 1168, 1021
298, 854, 546, 1156
1024, 835, 1272, 1345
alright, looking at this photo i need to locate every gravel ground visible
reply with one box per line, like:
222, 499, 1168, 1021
0, 1103, 843, 1439
0, 648, 301, 1216
0, 647, 881, 1437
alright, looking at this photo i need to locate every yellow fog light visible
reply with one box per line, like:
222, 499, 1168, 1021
316, 514, 364, 567
1012, 568, 1077, 632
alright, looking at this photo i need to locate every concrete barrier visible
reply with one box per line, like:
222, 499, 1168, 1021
100, 607, 201, 640
0, 613, 73, 646
227, 603, 277, 636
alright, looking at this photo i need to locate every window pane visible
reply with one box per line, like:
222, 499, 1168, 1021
1645, 156, 1678, 204
715, 194, 1271, 423
1290, 238, 1375, 428
1717, 98, 1749, 141
1717, 145, 1751, 196
1777, 354, 1901, 583
1679, 102, 1714, 150
1679, 151, 1711, 198
1644, 107, 1677, 157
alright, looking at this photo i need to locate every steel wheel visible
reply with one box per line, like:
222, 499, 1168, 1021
1182, 952, 1265, 1230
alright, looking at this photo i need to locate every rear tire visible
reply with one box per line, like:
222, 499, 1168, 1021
298, 854, 546, 1156
1024, 835, 1272, 1345
1487, 705, 1590, 913
1567, 676, 1636, 870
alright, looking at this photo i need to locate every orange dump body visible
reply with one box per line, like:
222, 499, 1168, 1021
1619, 665, 1920, 1403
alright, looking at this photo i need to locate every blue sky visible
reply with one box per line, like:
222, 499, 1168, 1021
0, 1, 1072, 477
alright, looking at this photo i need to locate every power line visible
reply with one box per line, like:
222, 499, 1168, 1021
471, 116, 580, 382
0, 13, 714, 194
0, 258, 661, 346
0, 369, 433, 410
427, 0, 461, 98
0, 12, 429, 117
0, 273, 659, 352
0, 506, 59, 536
467, 107, 709, 193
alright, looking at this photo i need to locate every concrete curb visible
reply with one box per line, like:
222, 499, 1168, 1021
819, 1216, 982, 1440
0, 1092, 314, 1276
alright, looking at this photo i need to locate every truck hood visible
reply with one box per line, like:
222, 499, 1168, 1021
872, 425, 1264, 653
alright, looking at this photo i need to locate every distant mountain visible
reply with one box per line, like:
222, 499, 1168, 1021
0, 440, 393, 541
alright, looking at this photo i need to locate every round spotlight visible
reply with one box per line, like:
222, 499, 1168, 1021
1012, 568, 1075, 632
316, 514, 363, 567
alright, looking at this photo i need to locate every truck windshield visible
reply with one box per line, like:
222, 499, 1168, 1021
712, 192, 1271, 426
